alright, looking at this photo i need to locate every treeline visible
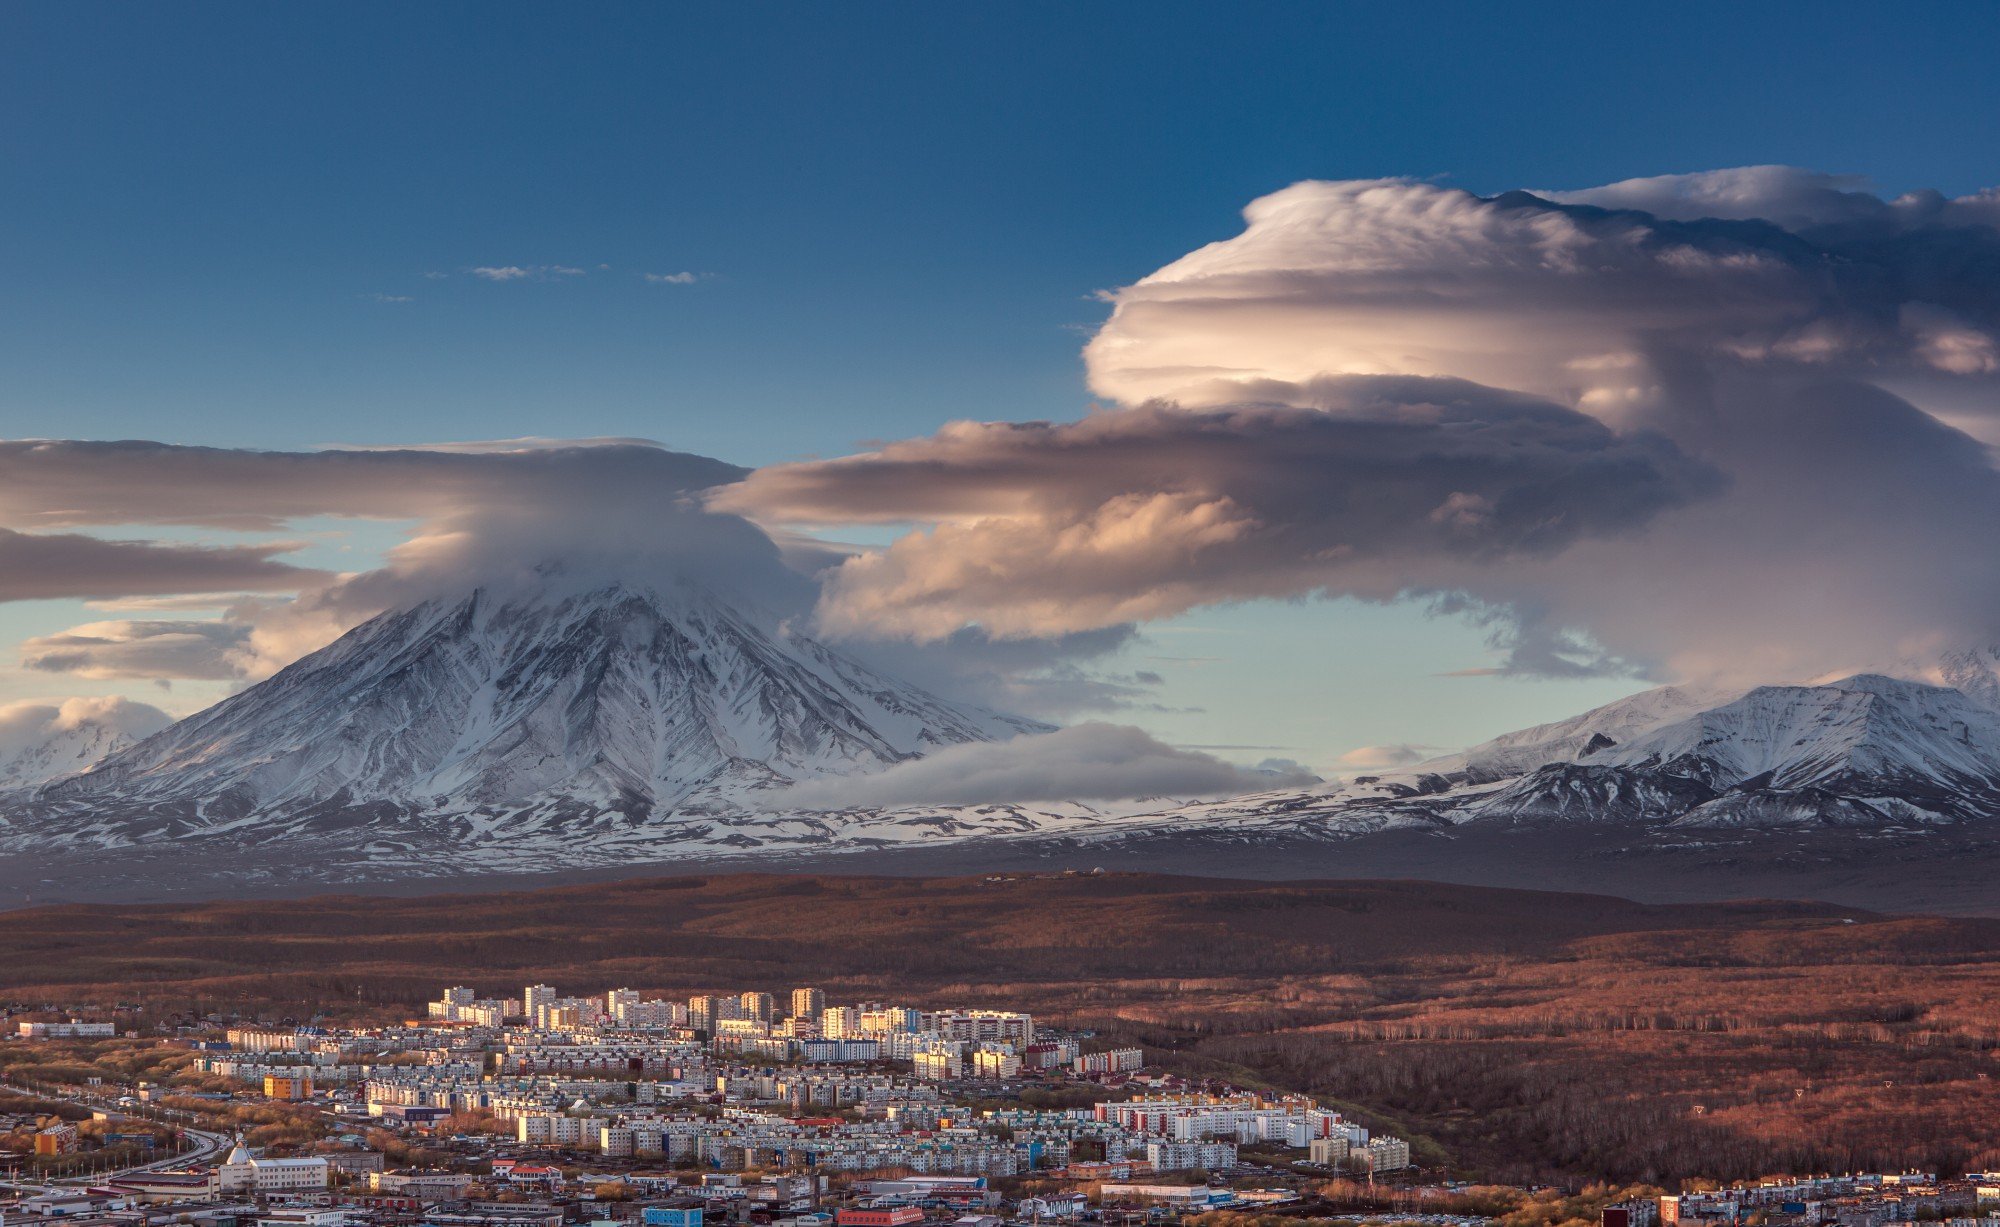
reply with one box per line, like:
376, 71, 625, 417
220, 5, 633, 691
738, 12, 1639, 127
1190, 1030, 2000, 1183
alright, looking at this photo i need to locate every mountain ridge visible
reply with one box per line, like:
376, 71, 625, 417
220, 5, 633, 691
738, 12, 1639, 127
5, 586, 2000, 903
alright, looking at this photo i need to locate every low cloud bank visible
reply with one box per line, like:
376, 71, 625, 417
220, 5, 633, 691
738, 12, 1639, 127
775, 722, 1320, 808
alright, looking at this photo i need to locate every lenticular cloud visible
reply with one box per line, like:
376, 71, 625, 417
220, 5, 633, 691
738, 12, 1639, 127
1085, 169, 2000, 417
721, 378, 1720, 642
729, 167, 2000, 686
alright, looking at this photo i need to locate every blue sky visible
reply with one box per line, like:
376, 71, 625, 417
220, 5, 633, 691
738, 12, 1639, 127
4, 2, 1999, 767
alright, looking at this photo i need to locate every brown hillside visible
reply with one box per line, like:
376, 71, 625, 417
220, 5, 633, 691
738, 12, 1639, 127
6, 872, 1999, 1183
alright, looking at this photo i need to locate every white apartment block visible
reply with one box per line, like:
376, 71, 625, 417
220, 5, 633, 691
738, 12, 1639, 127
862, 1006, 923, 1034
1146, 1139, 1238, 1171
1100, 1094, 1351, 1145
1073, 1047, 1143, 1075
228, 1028, 313, 1053
971, 1049, 1022, 1080
1366, 1137, 1411, 1171
18, 1021, 117, 1039
516, 1114, 594, 1146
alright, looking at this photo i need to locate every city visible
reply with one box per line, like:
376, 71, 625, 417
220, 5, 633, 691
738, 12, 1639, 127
4, 983, 1996, 1227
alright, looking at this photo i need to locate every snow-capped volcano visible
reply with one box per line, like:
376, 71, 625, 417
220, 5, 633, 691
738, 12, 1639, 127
44, 580, 1048, 824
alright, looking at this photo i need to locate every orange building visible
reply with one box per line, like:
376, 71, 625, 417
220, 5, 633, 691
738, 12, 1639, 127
264, 1073, 315, 1100
34, 1123, 79, 1155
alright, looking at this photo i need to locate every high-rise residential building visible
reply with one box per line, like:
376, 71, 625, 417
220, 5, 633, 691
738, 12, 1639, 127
790, 987, 825, 1021
523, 984, 557, 1021
741, 991, 777, 1023
861, 1005, 923, 1035
690, 994, 745, 1031
607, 988, 640, 1022
928, 1009, 1033, 1048
822, 1006, 861, 1038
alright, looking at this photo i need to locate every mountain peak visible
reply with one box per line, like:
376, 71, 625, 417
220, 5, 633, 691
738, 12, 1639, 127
43, 579, 1049, 827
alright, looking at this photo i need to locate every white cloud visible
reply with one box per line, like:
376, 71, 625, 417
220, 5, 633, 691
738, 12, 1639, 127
468, 265, 587, 282
0, 695, 181, 790
644, 271, 703, 285
726, 168, 2000, 688
1083, 172, 2000, 423
774, 722, 1319, 808
0, 695, 171, 758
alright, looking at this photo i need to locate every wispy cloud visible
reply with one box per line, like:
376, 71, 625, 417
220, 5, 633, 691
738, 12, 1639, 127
468, 265, 588, 282
364, 293, 413, 304
644, 271, 706, 285
1335, 743, 1443, 771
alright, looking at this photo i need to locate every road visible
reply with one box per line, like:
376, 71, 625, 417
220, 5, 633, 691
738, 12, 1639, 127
0, 1078, 231, 1186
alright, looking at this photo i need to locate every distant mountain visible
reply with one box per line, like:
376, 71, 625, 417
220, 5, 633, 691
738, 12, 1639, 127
27, 580, 1047, 847
1387, 683, 1724, 788
1134, 674, 2000, 833
8, 584, 2000, 909
0, 697, 170, 792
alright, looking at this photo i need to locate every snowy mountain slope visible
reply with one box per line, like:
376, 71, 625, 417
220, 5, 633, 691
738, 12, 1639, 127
38, 580, 1048, 829
1936, 645, 2000, 713
1594, 675, 2000, 794
1106, 674, 2000, 838
8, 583, 2000, 892
1417, 684, 1725, 783
0, 697, 170, 791
1152, 682, 1731, 815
